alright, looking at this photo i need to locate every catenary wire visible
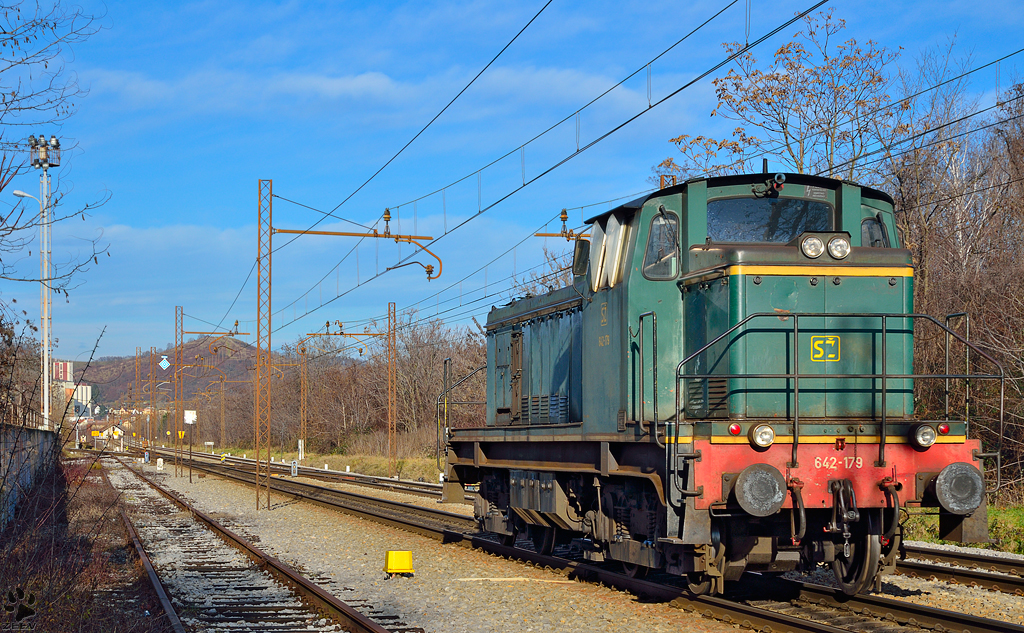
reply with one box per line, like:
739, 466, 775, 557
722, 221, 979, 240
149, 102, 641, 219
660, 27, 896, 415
211, 1, 555, 329
279, 186, 655, 330
382, 1, 741, 214
823, 97, 1024, 176
273, 194, 372, 230
268, 1, 746, 319
273, 1, 825, 332
379, 0, 828, 272
270, 0, 555, 255
272, 209, 566, 332
744, 46, 1024, 171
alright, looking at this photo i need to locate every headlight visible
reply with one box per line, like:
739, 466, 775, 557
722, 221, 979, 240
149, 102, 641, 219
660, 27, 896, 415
912, 424, 937, 448
828, 236, 851, 259
749, 424, 775, 449
801, 236, 824, 259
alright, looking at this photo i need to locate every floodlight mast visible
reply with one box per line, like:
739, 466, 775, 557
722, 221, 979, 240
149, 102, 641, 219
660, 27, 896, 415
14, 135, 60, 430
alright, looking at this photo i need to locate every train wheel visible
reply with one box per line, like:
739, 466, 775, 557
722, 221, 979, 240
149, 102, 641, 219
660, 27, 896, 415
832, 533, 881, 595
685, 573, 713, 596
530, 525, 557, 555
500, 527, 518, 547
621, 562, 648, 579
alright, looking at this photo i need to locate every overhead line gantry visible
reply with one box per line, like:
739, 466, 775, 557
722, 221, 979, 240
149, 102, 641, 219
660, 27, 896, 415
256, 180, 433, 509
175, 308, 248, 476
297, 304, 397, 474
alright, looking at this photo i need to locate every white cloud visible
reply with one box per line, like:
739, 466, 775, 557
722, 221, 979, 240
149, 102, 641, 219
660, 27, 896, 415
267, 71, 401, 101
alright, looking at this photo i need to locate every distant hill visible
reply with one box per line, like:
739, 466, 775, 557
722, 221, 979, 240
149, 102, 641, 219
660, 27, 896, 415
71, 336, 279, 407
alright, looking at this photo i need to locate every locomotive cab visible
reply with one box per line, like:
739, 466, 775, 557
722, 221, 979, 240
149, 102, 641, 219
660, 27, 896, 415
443, 171, 1001, 596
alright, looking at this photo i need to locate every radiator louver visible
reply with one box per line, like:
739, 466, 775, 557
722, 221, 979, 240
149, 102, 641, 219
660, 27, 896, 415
520, 394, 568, 424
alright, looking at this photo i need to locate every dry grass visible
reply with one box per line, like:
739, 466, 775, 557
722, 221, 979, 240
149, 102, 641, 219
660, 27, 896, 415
213, 425, 444, 481
0, 454, 173, 632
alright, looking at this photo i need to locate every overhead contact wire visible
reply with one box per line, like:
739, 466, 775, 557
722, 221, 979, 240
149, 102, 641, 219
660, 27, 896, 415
271, 0, 555, 255
274, 0, 827, 332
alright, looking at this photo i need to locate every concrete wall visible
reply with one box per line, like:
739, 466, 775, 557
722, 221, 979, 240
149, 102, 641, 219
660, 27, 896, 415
0, 423, 57, 529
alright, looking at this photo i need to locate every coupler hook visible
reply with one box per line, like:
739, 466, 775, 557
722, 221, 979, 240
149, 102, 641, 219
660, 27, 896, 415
828, 479, 859, 558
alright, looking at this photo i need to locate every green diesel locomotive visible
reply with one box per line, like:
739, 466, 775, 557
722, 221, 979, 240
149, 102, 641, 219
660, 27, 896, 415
441, 171, 1002, 595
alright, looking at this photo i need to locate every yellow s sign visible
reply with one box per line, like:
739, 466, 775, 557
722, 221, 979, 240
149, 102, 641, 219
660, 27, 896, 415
811, 335, 840, 362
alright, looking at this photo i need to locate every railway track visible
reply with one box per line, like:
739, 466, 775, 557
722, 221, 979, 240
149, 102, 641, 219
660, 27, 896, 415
137, 447, 476, 537
139, 447, 1024, 597
102, 457, 400, 633
899, 543, 1024, 594
147, 447, 453, 500
138, 450, 1024, 633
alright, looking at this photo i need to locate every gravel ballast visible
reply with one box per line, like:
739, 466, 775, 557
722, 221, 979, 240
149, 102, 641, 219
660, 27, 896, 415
132, 462, 735, 633
131, 460, 1024, 631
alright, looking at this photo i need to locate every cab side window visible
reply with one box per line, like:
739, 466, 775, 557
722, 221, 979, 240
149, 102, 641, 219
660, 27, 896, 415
643, 211, 679, 279
861, 216, 889, 248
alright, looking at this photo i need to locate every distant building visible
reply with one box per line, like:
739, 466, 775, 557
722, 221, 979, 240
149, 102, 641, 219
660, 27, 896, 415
56, 381, 93, 417
53, 360, 73, 382
52, 360, 95, 418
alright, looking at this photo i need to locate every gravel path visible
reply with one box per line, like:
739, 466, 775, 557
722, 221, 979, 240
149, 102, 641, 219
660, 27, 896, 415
132, 462, 735, 633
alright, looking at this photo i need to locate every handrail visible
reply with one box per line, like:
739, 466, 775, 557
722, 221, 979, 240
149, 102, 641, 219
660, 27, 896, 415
675, 312, 1004, 488
945, 313, 970, 430
675, 264, 728, 288
629, 311, 662, 448
435, 358, 487, 472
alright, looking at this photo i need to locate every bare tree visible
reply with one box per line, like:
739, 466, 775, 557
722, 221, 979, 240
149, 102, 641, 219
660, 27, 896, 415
0, 1, 107, 301
655, 9, 909, 186
509, 245, 573, 298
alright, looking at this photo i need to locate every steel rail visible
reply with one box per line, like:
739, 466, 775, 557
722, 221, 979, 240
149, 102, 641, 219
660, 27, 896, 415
903, 543, 1024, 577
118, 509, 187, 633
895, 558, 1024, 594
440, 531, 852, 633
112, 457, 391, 633
169, 453, 1024, 633
124, 447, 1024, 600
145, 446, 460, 500
97, 461, 186, 633
779, 576, 1024, 633
171, 457, 477, 538
165, 454, 846, 633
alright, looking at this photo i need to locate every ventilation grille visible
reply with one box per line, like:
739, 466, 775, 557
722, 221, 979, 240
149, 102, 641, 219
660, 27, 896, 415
686, 377, 729, 418
520, 394, 568, 424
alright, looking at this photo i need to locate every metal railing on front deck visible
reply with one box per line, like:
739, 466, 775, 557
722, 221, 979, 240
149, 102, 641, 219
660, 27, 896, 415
670, 312, 1004, 493
435, 357, 486, 472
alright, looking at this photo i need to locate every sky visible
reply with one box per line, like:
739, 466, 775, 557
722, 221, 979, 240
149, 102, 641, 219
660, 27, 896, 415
1, 0, 1022, 360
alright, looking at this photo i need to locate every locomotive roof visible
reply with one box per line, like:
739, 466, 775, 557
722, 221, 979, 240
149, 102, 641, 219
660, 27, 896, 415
584, 172, 896, 224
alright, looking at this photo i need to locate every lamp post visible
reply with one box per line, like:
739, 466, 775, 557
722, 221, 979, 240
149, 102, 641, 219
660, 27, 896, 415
14, 134, 59, 431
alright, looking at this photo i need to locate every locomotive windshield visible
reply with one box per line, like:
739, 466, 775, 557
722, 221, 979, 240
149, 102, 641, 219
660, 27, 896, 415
708, 197, 832, 243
